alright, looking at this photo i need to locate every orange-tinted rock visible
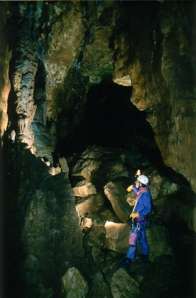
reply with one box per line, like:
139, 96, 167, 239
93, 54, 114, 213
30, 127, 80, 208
73, 182, 97, 197
0, 4, 11, 137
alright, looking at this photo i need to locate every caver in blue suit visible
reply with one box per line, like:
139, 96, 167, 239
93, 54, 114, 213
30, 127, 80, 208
126, 185, 152, 262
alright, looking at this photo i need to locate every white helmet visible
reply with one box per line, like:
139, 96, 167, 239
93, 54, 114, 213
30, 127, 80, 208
137, 175, 149, 185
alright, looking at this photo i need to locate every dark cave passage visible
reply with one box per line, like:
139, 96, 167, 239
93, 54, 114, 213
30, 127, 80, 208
56, 80, 163, 167
56, 79, 193, 189
82, 82, 149, 148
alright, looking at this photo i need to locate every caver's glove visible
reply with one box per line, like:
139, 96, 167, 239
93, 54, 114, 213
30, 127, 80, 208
127, 196, 136, 207
135, 169, 141, 177
127, 185, 133, 192
130, 212, 139, 220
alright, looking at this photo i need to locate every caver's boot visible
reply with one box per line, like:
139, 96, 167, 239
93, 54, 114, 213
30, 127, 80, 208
119, 257, 132, 268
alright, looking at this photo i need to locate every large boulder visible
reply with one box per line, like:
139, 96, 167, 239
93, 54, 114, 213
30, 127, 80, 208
76, 194, 105, 217
73, 182, 97, 197
104, 182, 130, 222
104, 221, 129, 253
62, 267, 88, 298
88, 272, 111, 298
111, 269, 140, 298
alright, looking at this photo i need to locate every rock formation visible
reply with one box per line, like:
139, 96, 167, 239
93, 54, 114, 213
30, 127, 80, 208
0, 3, 11, 138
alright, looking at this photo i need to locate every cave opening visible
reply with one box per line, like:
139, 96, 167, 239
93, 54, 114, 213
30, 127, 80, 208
56, 79, 163, 168
55, 78, 193, 189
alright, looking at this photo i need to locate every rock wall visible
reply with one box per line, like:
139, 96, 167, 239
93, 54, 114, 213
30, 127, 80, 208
0, 3, 11, 138
4, 142, 84, 298
113, 2, 196, 191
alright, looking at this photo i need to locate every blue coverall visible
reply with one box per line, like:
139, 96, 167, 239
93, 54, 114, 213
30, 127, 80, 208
126, 186, 152, 261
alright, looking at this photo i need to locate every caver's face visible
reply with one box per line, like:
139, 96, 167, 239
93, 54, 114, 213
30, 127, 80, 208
135, 180, 141, 188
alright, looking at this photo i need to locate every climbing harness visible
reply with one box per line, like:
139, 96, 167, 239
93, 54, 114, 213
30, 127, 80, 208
128, 187, 147, 246
129, 222, 140, 246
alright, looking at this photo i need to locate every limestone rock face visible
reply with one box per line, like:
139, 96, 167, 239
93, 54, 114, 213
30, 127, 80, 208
45, 5, 85, 121
62, 267, 88, 298
81, 25, 114, 84
156, 6, 196, 191
11, 6, 38, 149
113, 2, 196, 191
153, 100, 196, 192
